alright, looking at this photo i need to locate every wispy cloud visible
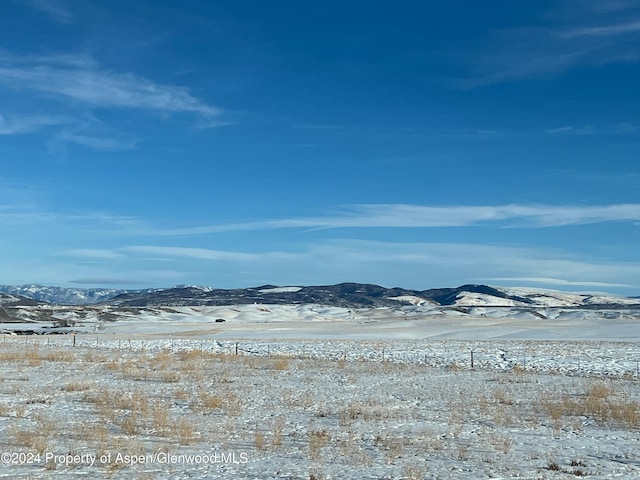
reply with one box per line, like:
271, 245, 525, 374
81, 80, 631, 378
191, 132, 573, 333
6, 201, 640, 291
48, 126, 138, 152
4, 202, 640, 237
25, 0, 73, 23
0, 205, 141, 230
0, 113, 70, 135
0, 52, 224, 151
120, 246, 300, 263
449, 4, 640, 88
69, 278, 149, 286
130, 203, 640, 236
545, 125, 595, 136
302, 240, 640, 291
486, 277, 634, 288
86, 240, 638, 292
0, 54, 221, 117
60, 249, 125, 260
295, 123, 640, 144
562, 20, 640, 38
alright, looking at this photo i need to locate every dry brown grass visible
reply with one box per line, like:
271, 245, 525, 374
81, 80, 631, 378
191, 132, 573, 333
151, 402, 170, 432
488, 433, 513, 454
445, 362, 462, 372
254, 416, 285, 451
159, 370, 180, 383
308, 428, 331, 460
198, 390, 224, 410
120, 412, 139, 436
539, 380, 640, 429
254, 430, 266, 450
0, 346, 73, 363
402, 462, 428, 480
8, 424, 49, 454
1, 337, 638, 479
271, 358, 290, 371
586, 381, 612, 399
337, 399, 401, 426
172, 417, 198, 445
493, 388, 514, 406
272, 417, 284, 448
64, 381, 91, 392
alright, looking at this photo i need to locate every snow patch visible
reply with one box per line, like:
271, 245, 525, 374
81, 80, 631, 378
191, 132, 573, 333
388, 295, 432, 306
258, 286, 303, 294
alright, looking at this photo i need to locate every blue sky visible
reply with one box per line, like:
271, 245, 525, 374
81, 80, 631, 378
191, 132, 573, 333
1, 0, 640, 294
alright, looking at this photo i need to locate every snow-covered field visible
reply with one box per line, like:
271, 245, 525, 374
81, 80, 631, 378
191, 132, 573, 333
1, 305, 640, 479
6, 302, 640, 342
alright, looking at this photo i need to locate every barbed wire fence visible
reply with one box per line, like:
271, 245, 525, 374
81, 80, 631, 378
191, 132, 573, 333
2, 333, 640, 379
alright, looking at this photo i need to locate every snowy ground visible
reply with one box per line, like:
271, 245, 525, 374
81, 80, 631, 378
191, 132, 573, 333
1, 306, 640, 479
6, 303, 640, 341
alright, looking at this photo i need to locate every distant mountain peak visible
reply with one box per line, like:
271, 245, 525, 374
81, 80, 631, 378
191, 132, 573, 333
0, 282, 637, 309
0, 284, 124, 305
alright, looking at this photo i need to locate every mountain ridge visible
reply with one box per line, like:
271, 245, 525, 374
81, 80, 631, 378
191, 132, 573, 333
1, 282, 638, 309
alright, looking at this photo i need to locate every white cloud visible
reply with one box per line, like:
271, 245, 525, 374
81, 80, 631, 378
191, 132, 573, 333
0, 54, 220, 117
4, 202, 640, 241
0, 206, 141, 230
545, 125, 595, 136
562, 20, 640, 38
131, 203, 640, 236
60, 249, 125, 260
449, 7, 640, 88
0, 53, 224, 150
486, 277, 634, 288
0, 113, 70, 135
108, 240, 640, 292
25, 0, 73, 23
49, 128, 138, 152
121, 246, 300, 263
69, 278, 148, 286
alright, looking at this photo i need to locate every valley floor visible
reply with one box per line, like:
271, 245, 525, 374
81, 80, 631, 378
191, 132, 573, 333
0, 334, 639, 479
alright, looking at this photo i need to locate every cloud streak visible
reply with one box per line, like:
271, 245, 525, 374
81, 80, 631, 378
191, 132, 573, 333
131, 203, 640, 236
25, 0, 73, 23
0, 113, 70, 135
4, 203, 640, 237
121, 246, 300, 263
0, 54, 220, 116
450, 5, 640, 88
49, 126, 138, 152
57, 240, 640, 292
562, 20, 640, 38
487, 277, 634, 288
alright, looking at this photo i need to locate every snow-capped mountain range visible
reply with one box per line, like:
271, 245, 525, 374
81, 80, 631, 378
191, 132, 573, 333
0, 284, 126, 305
0, 282, 638, 309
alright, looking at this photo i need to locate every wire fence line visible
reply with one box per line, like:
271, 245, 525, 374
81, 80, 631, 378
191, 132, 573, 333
3, 333, 640, 378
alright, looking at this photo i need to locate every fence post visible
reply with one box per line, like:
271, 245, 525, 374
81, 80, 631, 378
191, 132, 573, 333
235, 342, 238, 355
470, 350, 474, 369
72, 334, 76, 347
